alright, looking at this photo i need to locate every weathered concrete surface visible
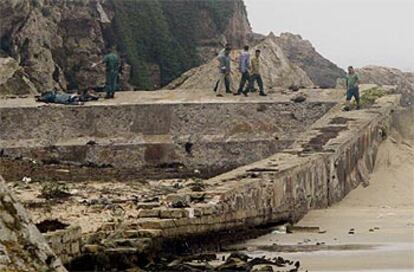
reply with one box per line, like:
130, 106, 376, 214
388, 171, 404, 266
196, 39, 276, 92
0, 91, 334, 176
0, 176, 66, 272
43, 225, 82, 264
81, 94, 400, 264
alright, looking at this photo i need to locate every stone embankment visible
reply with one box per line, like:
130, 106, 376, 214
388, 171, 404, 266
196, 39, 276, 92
73, 94, 400, 268
0, 93, 333, 179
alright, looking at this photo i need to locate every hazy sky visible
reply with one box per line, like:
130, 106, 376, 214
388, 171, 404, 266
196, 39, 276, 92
244, 0, 414, 72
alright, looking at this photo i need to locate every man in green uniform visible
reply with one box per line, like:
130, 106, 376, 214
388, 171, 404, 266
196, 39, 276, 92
92, 46, 120, 99
344, 66, 361, 111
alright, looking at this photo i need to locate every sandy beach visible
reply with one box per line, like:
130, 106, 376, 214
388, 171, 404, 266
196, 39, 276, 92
234, 114, 414, 271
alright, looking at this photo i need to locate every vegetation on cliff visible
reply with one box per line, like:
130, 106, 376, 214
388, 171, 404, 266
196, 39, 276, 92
109, 0, 238, 90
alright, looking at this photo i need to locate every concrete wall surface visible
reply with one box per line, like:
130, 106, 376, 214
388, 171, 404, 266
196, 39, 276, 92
83, 95, 400, 258
0, 101, 333, 174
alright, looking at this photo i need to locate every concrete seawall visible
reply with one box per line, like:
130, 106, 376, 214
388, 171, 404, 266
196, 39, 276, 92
0, 99, 332, 176
81, 95, 400, 263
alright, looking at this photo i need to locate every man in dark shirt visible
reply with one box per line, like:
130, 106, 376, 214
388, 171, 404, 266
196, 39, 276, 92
92, 46, 120, 99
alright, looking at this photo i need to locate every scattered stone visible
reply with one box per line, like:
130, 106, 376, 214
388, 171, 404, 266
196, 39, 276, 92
291, 95, 307, 103
137, 208, 160, 218
289, 85, 300, 92
82, 244, 102, 254
164, 194, 191, 208
136, 202, 160, 209
286, 225, 320, 234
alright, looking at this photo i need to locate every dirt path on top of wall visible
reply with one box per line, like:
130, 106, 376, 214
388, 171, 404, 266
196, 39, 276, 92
229, 124, 414, 271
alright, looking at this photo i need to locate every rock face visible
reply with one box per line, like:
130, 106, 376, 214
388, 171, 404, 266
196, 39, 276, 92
0, 0, 252, 93
0, 57, 37, 96
166, 34, 313, 91
357, 65, 414, 106
275, 33, 346, 88
0, 176, 67, 272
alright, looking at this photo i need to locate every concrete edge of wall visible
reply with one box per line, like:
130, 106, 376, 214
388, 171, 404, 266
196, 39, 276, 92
80, 95, 400, 259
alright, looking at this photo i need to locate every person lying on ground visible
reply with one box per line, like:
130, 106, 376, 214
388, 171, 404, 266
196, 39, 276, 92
35, 89, 100, 105
36, 90, 84, 105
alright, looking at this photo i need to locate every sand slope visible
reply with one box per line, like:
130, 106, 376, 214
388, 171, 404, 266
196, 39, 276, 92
237, 113, 414, 271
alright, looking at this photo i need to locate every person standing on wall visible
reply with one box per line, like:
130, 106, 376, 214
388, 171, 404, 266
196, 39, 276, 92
235, 45, 250, 97
216, 47, 232, 97
92, 46, 120, 99
214, 43, 232, 94
344, 66, 361, 111
249, 49, 267, 97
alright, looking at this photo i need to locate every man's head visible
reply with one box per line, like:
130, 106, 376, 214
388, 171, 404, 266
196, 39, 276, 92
255, 49, 261, 58
243, 45, 249, 51
224, 47, 231, 56
348, 66, 355, 74
225, 43, 232, 51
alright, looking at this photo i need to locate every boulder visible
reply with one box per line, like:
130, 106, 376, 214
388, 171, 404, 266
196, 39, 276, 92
0, 57, 37, 96
165, 33, 314, 91
275, 32, 346, 88
0, 176, 67, 271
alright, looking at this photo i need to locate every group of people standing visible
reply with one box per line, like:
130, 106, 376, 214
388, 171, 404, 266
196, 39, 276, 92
94, 45, 361, 112
214, 44, 267, 97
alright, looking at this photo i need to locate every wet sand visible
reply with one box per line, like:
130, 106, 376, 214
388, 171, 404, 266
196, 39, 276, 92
235, 130, 414, 271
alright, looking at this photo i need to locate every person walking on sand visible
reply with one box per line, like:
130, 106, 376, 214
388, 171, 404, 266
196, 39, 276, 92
216, 47, 232, 97
344, 66, 361, 111
235, 45, 250, 97
92, 46, 120, 99
249, 49, 267, 97
214, 44, 232, 94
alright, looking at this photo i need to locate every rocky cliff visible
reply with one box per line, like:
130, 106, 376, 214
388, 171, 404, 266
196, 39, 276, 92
0, 176, 67, 272
357, 65, 414, 106
275, 33, 346, 88
0, 0, 252, 95
166, 33, 314, 91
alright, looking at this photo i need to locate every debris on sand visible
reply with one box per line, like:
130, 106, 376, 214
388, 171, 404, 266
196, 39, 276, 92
145, 252, 303, 272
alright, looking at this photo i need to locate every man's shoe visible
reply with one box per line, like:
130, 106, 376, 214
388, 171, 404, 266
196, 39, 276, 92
343, 106, 350, 112
259, 92, 267, 97
216, 94, 224, 97
242, 91, 249, 97
233, 92, 241, 96
356, 105, 361, 110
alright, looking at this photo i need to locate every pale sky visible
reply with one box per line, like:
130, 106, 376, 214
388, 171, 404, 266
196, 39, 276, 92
244, 0, 414, 72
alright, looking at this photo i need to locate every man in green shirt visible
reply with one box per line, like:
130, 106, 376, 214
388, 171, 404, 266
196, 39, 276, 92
92, 46, 120, 99
249, 49, 267, 96
344, 66, 360, 111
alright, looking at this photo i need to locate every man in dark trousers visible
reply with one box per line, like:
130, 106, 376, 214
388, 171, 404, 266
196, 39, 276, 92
214, 43, 232, 94
235, 45, 250, 96
216, 47, 232, 97
344, 66, 361, 111
249, 49, 267, 96
92, 46, 120, 99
